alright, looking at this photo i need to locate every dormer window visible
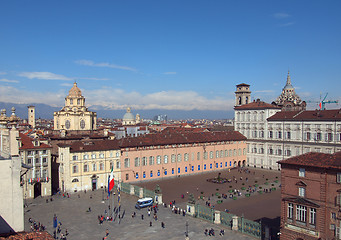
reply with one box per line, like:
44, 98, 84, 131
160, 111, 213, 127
70, 99, 73, 105
34, 140, 40, 147
299, 168, 305, 177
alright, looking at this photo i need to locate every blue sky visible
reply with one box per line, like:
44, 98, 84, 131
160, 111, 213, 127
0, 0, 340, 113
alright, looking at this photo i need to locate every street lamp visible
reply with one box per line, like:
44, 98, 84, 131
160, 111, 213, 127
185, 221, 189, 237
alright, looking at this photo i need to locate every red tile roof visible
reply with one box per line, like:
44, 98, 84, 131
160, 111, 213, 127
0, 231, 54, 239
68, 139, 120, 153
278, 151, 341, 170
65, 131, 246, 152
19, 133, 51, 150
119, 131, 246, 148
161, 127, 208, 134
234, 99, 280, 110
268, 109, 341, 121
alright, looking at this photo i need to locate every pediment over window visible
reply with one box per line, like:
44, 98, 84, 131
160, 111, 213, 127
282, 197, 320, 208
295, 181, 307, 187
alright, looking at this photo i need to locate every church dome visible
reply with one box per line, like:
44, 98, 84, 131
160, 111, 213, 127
123, 107, 135, 121
68, 82, 82, 97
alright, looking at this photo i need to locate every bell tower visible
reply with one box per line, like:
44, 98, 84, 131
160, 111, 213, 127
235, 83, 251, 106
27, 105, 35, 128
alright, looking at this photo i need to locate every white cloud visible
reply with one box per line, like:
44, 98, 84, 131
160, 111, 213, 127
0, 78, 19, 83
60, 83, 73, 87
18, 72, 74, 81
273, 13, 291, 19
84, 88, 234, 111
163, 72, 177, 75
75, 59, 137, 72
279, 22, 295, 27
77, 77, 110, 81
18, 71, 109, 82
253, 90, 275, 93
0, 72, 7, 75
0, 85, 235, 111
0, 85, 65, 106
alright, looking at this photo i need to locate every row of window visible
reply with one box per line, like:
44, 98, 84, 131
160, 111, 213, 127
27, 150, 47, 155
29, 169, 48, 179
125, 150, 245, 168
235, 111, 266, 122
72, 161, 120, 174
72, 151, 120, 161
27, 157, 48, 165
240, 128, 341, 142
130, 162, 233, 180
287, 203, 316, 226
249, 144, 338, 156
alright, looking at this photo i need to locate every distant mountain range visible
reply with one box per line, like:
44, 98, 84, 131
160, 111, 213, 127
0, 102, 234, 120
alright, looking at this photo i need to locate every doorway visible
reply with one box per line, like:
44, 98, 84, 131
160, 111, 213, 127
34, 182, 41, 198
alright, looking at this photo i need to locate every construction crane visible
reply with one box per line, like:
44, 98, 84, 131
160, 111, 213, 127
307, 93, 338, 110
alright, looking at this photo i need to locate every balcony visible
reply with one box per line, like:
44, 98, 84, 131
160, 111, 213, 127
27, 177, 49, 185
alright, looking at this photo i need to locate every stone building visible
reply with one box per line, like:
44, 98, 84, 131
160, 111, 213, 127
279, 151, 341, 239
19, 133, 52, 199
57, 130, 247, 191
54, 82, 97, 131
0, 109, 23, 233
234, 78, 341, 170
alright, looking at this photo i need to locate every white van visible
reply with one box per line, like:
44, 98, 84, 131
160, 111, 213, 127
135, 197, 153, 209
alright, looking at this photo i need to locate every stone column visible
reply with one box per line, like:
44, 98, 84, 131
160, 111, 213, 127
130, 185, 134, 195
232, 215, 239, 231
186, 203, 195, 216
139, 188, 144, 198
214, 210, 221, 224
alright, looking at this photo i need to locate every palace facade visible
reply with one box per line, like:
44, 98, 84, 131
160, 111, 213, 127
57, 130, 247, 192
234, 73, 341, 170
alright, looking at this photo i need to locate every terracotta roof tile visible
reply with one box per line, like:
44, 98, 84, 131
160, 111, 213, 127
19, 133, 52, 150
234, 99, 280, 110
278, 151, 341, 170
0, 231, 54, 239
69, 139, 120, 153
268, 109, 341, 121
66, 131, 246, 153
119, 131, 246, 148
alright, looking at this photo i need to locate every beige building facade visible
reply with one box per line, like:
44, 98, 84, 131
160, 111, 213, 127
54, 82, 97, 131
19, 133, 52, 199
58, 140, 121, 192
57, 130, 247, 192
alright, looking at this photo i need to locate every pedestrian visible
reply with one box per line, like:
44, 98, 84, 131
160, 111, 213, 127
161, 222, 165, 228
141, 214, 144, 220
150, 221, 152, 227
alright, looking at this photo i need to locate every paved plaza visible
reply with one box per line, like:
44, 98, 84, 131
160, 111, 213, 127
135, 168, 281, 221
24, 189, 255, 240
